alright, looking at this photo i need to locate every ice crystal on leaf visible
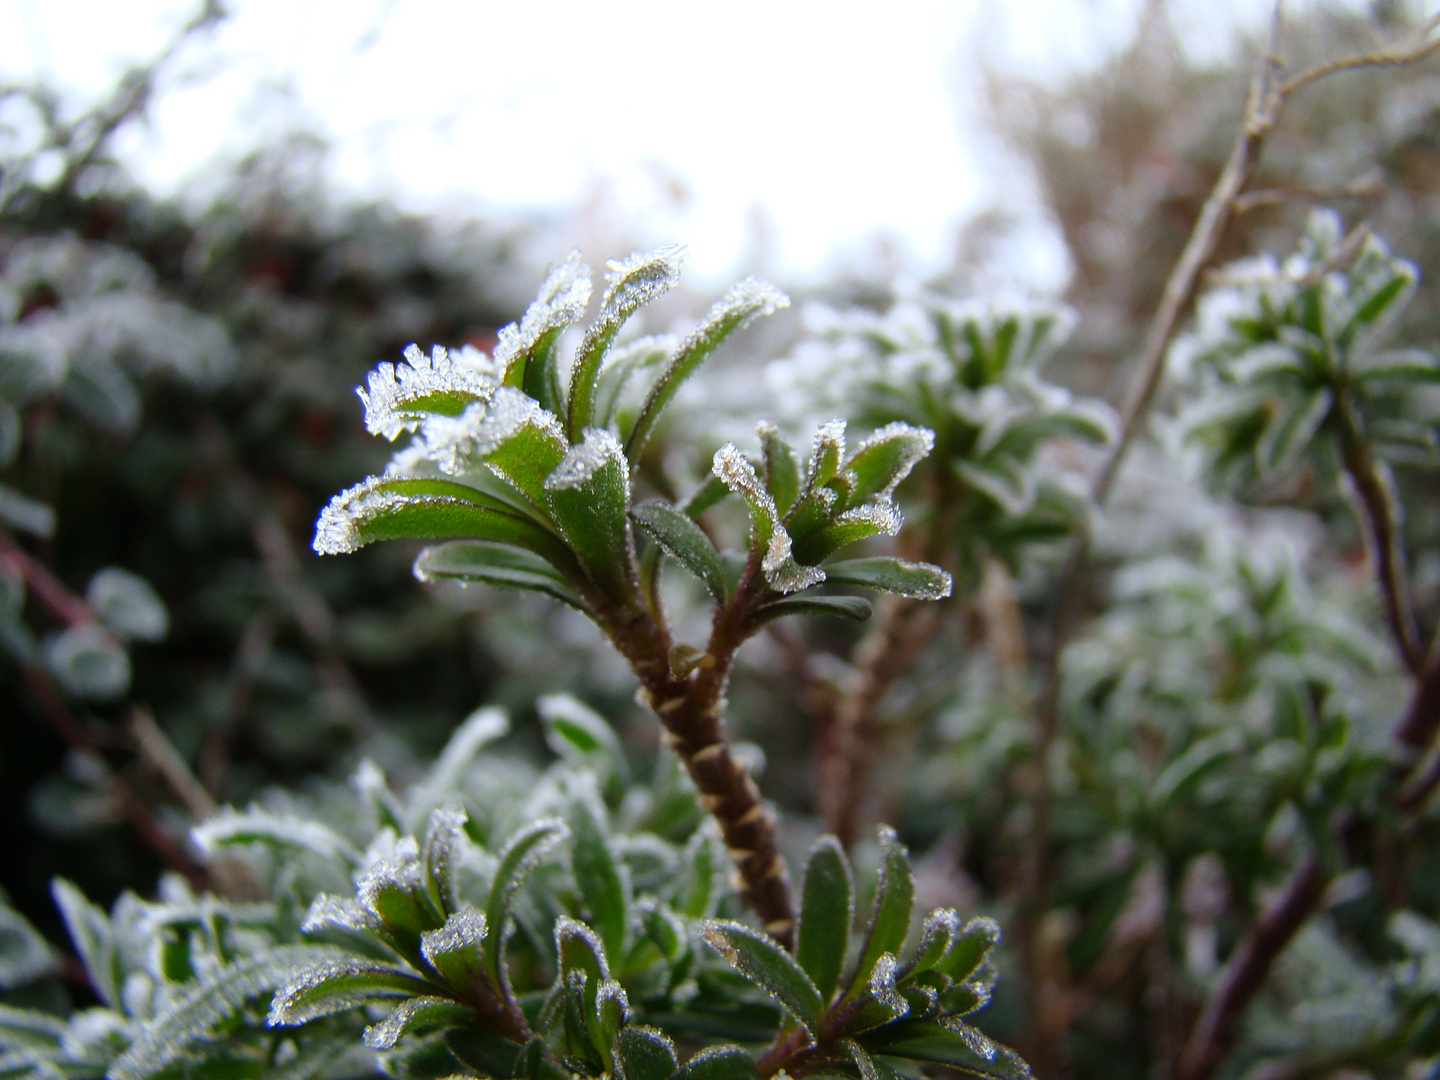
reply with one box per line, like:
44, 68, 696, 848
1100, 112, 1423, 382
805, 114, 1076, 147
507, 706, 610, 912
360, 344, 498, 440
494, 250, 592, 378
545, 428, 629, 492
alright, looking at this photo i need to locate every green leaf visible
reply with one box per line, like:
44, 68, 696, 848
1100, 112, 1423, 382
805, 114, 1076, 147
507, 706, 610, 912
314, 475, 570, 565
797, 836, 854, 1004
498, 251, 592, 411
680, 832, 719, 919
630, 501, 727, 600
1340, 265, 1414, 345
614, 1026, 679, 1080
670, 1044, 759, 1080
447, 1030, 527, 1079
86, 568, 167, 643
746, 595, 873, 630
806, 420, 848, 490
681, 473, 731, 518
597, 335, 676, 431
364, 996, 476, 1050
0, 1004, 65, 1051
268, 958, 434, 1026
420, 909, 489, 997
1149, 734, 1239, 812
850, 828, 914, 994
845, 1039, 906, 1080
413, 541, 587, 610
113, 945, 349, 1080
791, 502, 903, 566
557, 916, 611, 984
485, 819, 570, 987
933, 918, 999, 985
842, 423, 934, 505
460, 388, 570, 507
1351, 348, 1440, 384
832, 954, 909, 1035
627, 277, 789, 462
571, 803, 630, 963
192, 808, 361, 867
360, 343, 496, 439
701, 919, 826, 1033
712, 443, 824, 594
50, 880, 120, 1008
544, 429, 633, 599
538, 693, 625, 783
822, 558, 952, 601
759, 423, 802, 515
860, 1018, 1030, 1080
569, 248, 687, 439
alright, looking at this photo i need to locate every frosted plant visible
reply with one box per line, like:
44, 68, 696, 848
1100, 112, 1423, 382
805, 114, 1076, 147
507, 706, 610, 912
313, 248, 954, 951
0, 699, 1025, 1080
765, 290, 1116, 579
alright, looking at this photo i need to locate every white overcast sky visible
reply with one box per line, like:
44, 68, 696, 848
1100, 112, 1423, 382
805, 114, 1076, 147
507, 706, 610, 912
3, 0, 1302, 287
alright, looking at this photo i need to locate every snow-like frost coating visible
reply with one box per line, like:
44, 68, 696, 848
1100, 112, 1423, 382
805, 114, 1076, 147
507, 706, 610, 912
494, 250, 592, 373
599, 245, 687, 316
555, 915, 612, 979
357, 838, 423, 916
313, 476, 468, 555
301, 894, 379, 934
360, 344, 497, 440
544, 428, 626, 491
807, 419, 847, 482
420, 387, 565, 475
762, 530, 826, 594
854, 422, 935, 496
835, 500, 903, 537
420, 908, 488, 964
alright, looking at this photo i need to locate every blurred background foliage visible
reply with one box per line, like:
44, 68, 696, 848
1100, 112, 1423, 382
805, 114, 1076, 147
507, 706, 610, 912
6, 2, 1440, 1080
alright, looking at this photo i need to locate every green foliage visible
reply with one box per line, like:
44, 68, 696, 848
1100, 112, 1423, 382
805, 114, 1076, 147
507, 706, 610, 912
1178, 210, 1440, 485
767, 293, 1115, 578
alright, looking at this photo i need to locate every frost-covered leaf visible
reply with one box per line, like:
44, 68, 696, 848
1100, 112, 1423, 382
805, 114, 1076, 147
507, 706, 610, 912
821, 558, 952, 601
267, 958, 433, 1027
313, 475, 569, 565
843, 423, 934, 504
630, 501, 726, 600
498, 250, 593, 411
701, 919, 825, 1032
420, 387, 568, 506
484, 819, 569, 987
413, 541, 587, 610
933, 918, 1000, 985
0, 899, 56, 991
614, 1026, 678, 1080
544, 429, 632, 599
0, 482, 55, 538
627, 277, 789, 461
568, 246, 687, 439
571, 803, 629, 964
420, 909, 488, 996
51, 881, 120, 1008
364, 995, 473, 1050
712, 443, 824, 594
360, 343, 497, 440
851, 828, 914, 994
111, 945, 347, 1080
0, 1003, 66, 1051
85, 568, 167, 643
746, 595, 873, 629
758, 423, 801, 515
797, 836, 853, 1004
791, 501, 903, 567
538, 694, 621, 771
405, 706, 510, 827
43, 624, 129, 701
860, 1018, 1029, 1080
670, 1044, 759, 1080
192, 807, 361, 867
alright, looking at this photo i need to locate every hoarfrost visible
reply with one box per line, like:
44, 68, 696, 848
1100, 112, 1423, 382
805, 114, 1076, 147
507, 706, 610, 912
300, 894, 379, 934
266, 959, 408, 1027
807, 419, 847, 484
494, 250, 592, 374
544, 428, 627, 491
699, 276, 790, 337
357, 838, 422, 916
555, 915, 612, 979
712, 443, 772, 509
363, 996, 457, 1050
598, 246, 687, 320
420, 909, 487, 964
420, 388, 566, 476
359, 344, 497, 440
763, 531, 825, 594
835, 501, 903, 537
191, 807, 360, 865
853, 422, 935, 497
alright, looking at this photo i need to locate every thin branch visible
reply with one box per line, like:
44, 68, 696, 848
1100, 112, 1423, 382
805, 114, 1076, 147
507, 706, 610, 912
129, 706, 215, 821
1276, 12, 1440, 97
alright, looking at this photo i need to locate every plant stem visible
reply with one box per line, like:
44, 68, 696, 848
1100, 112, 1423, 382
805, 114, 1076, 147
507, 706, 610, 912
606, 568, 797, 947
1333, 393, 1426, 675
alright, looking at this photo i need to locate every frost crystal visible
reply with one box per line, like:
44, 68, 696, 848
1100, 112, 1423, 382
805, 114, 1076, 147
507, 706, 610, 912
705, 275, 790, 333
494, 250, 593, 374
807, 419, 847, 484
837, 501, 903, 536
364, 996, 456, 1050
599, 245, 687, 317
357, 838, 422, 915
712, 442, 772, 508
855, 422, 936, 497
763, 530, 826, 594
420, 387, 565, 474
301, 894, 380, 934
544, 428, 627, 491
555, 915, 612, 979
420, 908, 487, 965
312, 476, 413, 554
359, 344, 497, 440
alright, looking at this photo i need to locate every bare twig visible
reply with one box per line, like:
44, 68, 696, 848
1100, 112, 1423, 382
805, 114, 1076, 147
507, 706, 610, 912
1275, 12, 1440, 98
129, 706, 215, 821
